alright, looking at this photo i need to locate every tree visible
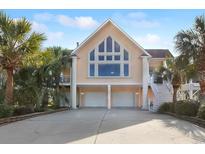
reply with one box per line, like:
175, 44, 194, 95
159, 58, 182, 103
0, 11, 46, 104
19, 46, 72, 109
175, 15, 205, 103
159, 56, 197, 104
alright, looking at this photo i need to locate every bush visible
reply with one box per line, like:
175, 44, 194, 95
158, 102, 172, 113
198, 104, 205, 119
0, 89, 5, 104
169, 103, 175, 113
13, 106, 34, 116
175, 100, 199, 116
0, 104, 14, 118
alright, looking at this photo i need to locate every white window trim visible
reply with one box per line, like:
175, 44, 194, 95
88, 35, 131, 78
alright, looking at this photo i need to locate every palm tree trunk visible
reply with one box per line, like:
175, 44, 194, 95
173, 88, 178, 103
5, 67, 14, 105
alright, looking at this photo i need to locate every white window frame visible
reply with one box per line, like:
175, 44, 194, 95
88, 35, 131, 78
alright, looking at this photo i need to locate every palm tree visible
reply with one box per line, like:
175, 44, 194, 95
159, 58, 182, 103
175, 15, 205, 103
0, 12, 46, 104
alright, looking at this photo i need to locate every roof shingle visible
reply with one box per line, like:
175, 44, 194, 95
145, 49, 173, 58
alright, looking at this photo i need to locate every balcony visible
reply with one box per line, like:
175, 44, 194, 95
59, 75, 71, 86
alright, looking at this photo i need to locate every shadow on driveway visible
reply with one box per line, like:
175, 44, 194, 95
0, 108, 204, 143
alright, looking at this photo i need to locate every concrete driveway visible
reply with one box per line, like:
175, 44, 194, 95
0, 108, 205, 144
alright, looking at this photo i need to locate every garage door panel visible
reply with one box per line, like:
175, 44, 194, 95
84, 92, 107, 107
112, 92, 135, 107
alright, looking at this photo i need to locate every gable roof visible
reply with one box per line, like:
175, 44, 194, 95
71, 19, 151, 57
145, 49, 173, 58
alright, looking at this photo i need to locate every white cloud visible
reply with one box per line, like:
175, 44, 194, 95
127, 12, 147, 19
135, 34, 175, 54
56, 15, 73, 26
33, 13, 99, 29
32, 21, 48, 33
31, 21, 64, 46
56, 15, 98, 29
75, 16, 98, 29
136, 34, 161, 45
34, 13, 54, 21
47, 32, 64, 41
113, 12, 160, 28
132, 20, 160, 28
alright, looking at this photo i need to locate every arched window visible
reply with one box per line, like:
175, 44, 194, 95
89, 36, 129, 77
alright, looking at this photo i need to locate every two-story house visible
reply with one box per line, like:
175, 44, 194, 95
60, 19, 173, 111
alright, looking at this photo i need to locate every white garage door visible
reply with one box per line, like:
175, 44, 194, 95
84, 92, 107, 107
112, 92, 135, 107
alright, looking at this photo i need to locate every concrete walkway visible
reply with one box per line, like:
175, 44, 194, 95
0, 108, 205, 144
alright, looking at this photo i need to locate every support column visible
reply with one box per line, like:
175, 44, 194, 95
142, 56, 149, 110
107, 85, 111, 109
189, 79, 193, 100
71, 56, 77, 109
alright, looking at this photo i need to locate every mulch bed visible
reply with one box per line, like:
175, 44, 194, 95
165, 112, 205, 128
0, 108, 69, 126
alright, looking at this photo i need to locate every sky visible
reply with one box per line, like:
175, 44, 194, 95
3, 9, 205, 55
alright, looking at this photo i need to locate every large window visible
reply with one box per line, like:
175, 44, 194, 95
89, 36, 129, 77
98, 64, 120, 76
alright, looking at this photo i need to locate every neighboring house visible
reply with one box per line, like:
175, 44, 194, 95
60, 19, 173, 111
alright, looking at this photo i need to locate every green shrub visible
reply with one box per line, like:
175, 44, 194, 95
158, 102, 172, 113
0, 104, 14, 118
198, 104, 205, 119
175, 100, 199, 116
0, 89, 5, 104
169, 103, 175, 113
13, 106, 34, 116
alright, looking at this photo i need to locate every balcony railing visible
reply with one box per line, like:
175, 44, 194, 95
59, 75, 71, 84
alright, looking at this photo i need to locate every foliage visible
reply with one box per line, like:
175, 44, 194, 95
158, 102, 175, 113
13, 106, 34, 116
14, 67, 40, 110
13, 46, 71, 110
197, 104, 205, 119
0, 104, 13, 118
158, 102, 171, 113
0, 89, 5, 104
159, 58, 182, 103
175, 100, 200, 116
175, 15, 205, 101
0, 11, 46, 104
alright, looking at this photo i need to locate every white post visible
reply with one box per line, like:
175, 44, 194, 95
142, 56, 149, 110
71, 56, 77, 109
189, 79, 193, 100
107, 85, 111, 109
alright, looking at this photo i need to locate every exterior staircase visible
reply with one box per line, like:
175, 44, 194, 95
150, 79, 173, 112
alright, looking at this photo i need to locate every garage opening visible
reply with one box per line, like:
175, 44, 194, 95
84, 92, 107, 107
112, 92, 136, 107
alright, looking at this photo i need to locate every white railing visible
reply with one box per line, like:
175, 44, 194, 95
59, 75, 71, 85
178, 81, 200, 100
149, 75, 160, 111
164, 80, 173, 94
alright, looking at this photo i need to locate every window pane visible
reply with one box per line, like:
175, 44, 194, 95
106, 55, 112, 61
90, 50, 95, 61
99, 41, 104, 52
90, 64, 95, 76
106, 36, 112, 52
124, 49, 129, 61
114, 55, 120, 61
98, 64, 120, 76
98, 55, 104, 61
114, 41, 120, 52
124, 64, 129, 76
